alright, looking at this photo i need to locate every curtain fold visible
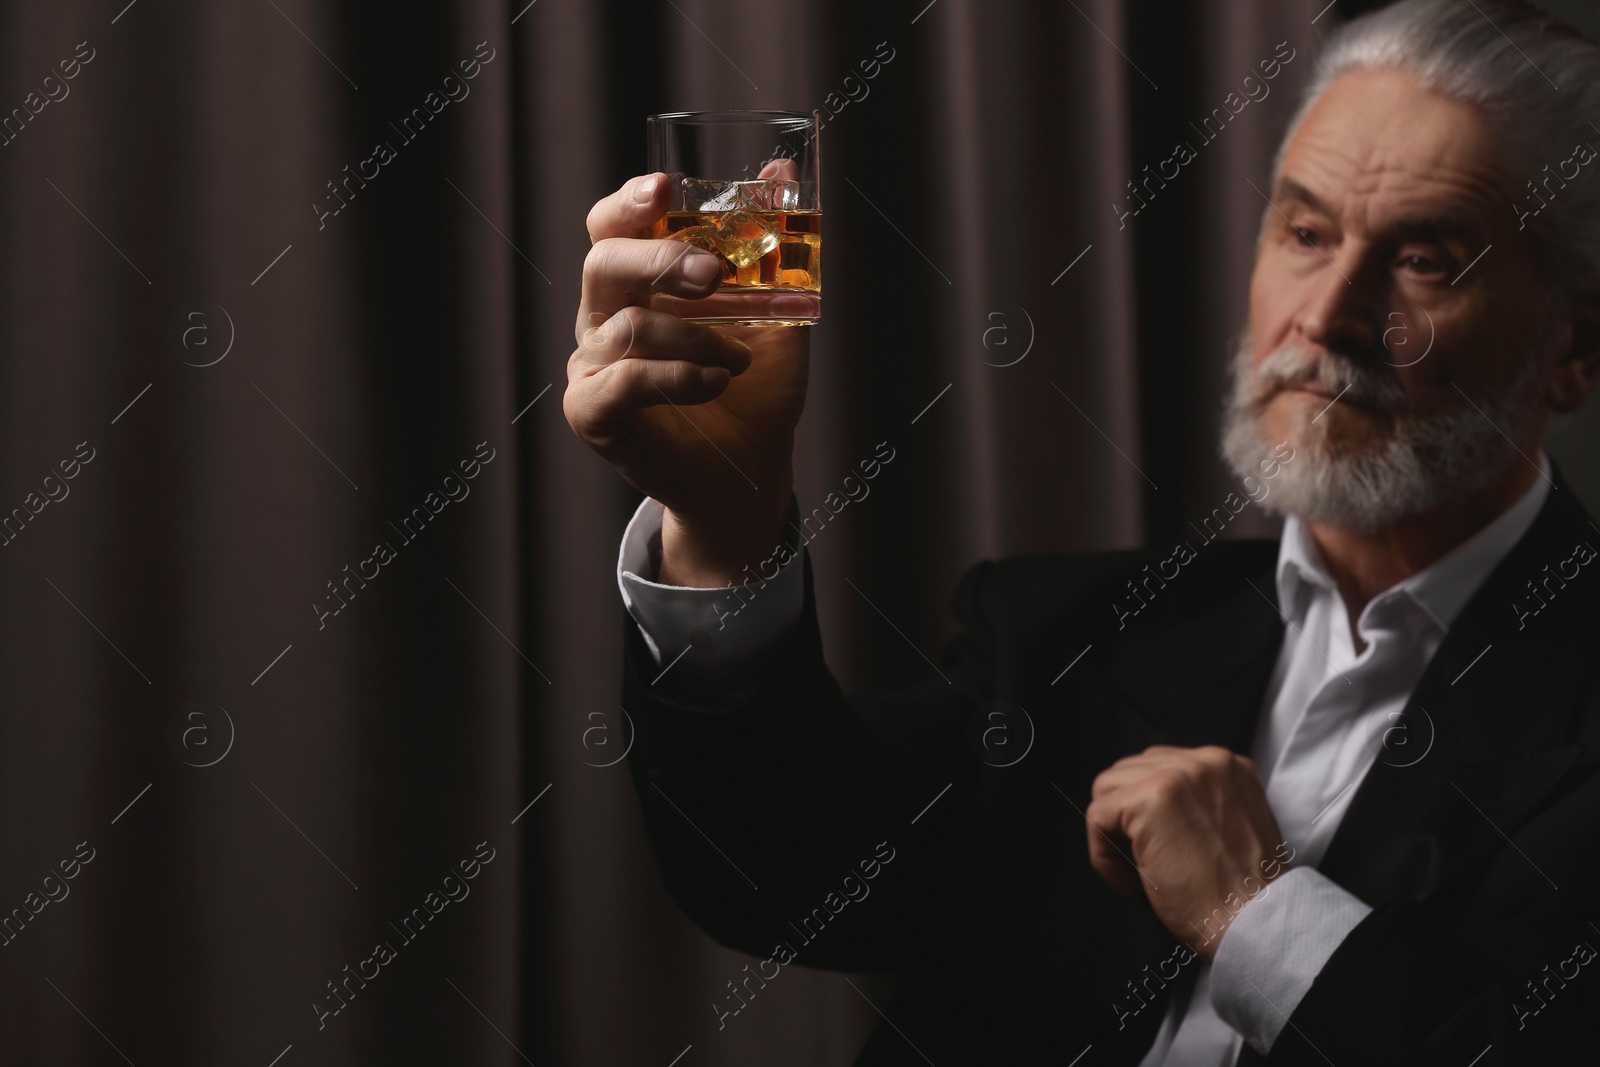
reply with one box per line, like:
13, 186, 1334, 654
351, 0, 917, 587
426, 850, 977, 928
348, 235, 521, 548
0, 0, 519, 1063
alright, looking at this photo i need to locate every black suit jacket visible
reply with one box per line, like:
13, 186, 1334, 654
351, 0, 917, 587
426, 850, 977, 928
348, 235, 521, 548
621, 463, 1600, 1066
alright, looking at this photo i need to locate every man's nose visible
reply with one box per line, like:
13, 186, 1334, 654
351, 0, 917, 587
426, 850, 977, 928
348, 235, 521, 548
1292, 250, 1384, 358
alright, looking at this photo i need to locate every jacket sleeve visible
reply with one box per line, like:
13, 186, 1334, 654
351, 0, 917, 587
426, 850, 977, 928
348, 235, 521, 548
1250, 779, 1600, 1067
621, 543, 998, 972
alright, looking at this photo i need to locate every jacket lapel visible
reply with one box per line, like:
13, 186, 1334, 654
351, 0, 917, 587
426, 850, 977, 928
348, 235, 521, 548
1316, 465, 1594, 905
1105, 542, 1286, 757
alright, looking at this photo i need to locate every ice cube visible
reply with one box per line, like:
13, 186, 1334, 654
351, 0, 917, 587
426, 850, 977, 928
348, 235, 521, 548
661, 223, 721, 254
662, 216, 774, 271
712, 212, 779, 269
678, 178, 800, 213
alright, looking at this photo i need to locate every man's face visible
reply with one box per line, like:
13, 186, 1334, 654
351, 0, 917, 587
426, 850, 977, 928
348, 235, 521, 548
1226, 66, 1561, 529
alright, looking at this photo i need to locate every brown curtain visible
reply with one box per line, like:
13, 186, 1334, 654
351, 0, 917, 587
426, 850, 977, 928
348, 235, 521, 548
1, 0, 1597, 1064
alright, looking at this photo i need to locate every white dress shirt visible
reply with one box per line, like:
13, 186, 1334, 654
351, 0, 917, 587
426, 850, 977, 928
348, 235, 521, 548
616, 452, 1552, 1064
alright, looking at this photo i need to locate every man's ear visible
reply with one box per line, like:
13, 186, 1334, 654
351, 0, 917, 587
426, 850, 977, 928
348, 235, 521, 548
1548, 287, 1600, 414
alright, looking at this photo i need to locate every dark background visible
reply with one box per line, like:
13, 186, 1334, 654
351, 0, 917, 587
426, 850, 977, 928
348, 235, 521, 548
0, 0, 1594, 1063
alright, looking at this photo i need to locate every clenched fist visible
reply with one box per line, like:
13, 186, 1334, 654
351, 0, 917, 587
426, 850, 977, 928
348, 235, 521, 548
1085, 744, 1293, 959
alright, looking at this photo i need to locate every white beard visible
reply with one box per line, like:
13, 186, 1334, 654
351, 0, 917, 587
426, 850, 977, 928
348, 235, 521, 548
1219, 329, 1548, 533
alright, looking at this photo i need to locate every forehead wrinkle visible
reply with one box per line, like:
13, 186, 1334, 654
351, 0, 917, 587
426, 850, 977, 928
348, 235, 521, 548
1283, 133, 1509, 240
1280, 69, 1521, 239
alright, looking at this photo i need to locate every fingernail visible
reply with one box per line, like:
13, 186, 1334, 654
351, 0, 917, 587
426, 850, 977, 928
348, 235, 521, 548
683, 252, 721, 286
634, 176, 659, 203
582, 326, 607, 348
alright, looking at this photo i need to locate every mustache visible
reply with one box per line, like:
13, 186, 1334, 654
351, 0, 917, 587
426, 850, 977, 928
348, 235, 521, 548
1248, 341, 1408, 414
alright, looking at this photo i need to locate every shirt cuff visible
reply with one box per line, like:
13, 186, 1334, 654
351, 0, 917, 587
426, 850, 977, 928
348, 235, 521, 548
1209, 866, 1373, 1055
616, 494, 805, 696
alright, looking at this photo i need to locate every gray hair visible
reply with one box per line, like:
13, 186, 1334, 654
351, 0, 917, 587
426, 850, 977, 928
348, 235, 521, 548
1267, 0, 1600, 319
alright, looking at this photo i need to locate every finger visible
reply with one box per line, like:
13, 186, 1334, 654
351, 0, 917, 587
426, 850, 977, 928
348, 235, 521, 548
1090, 764, 1149, 798
1108, 745, 1230, 778
1092, 749, 1188, 792
572, 306, 750, 374
1084, 800, 1142, 897
576, 237, 726, 345
1104, 745, 1192, 771
587, 172, 674, 244
757, 157, 800, 183
1090, 852, 1141, 897
1194, 744, 1240, 767
565, 351, 735, 445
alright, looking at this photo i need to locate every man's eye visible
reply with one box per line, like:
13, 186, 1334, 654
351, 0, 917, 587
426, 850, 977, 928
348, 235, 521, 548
1293, 227, 1318, 246
1400, 254, 1446, 276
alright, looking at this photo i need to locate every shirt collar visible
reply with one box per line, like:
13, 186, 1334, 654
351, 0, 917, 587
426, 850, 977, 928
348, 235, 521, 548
1274, 451, 1552, 634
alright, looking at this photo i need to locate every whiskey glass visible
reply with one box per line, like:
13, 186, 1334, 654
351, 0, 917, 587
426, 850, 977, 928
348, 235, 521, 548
645, 110, 821, 326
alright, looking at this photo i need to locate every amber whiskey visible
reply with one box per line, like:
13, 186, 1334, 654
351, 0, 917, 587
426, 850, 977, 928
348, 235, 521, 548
652, 210, 821, 289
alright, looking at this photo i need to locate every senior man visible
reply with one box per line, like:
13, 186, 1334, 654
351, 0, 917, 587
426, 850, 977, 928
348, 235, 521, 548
564, 0, 1600, 1062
